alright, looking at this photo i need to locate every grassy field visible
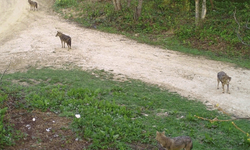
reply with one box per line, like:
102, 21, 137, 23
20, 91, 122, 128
1, 68, 250, 149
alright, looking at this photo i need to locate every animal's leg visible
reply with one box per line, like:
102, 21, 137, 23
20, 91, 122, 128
67, 43, 71, 50
222, 84, 225, 93
217, 78, 220, 89
227, 84, 230, 94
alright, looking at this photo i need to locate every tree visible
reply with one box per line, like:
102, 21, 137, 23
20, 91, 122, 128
233, 8, 250, 46
209, 0, 214, 10
112, 0, 122, 11
201, 0, 207, 20
127, 0, 131, 8
195, 0, 207, 26
195, 0, 199, 26
134, 0, 143, 21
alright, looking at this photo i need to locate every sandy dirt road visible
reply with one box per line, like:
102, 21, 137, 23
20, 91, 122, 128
0, 0, 250, 117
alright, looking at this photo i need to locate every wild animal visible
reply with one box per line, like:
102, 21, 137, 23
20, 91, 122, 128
217, 71, 231, 94
28, 0, 38, 11
55, 31, 71, 50
156, 131, 193, 150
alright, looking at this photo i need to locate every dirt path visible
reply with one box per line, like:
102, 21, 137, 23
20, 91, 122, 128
1, 0, 250, 117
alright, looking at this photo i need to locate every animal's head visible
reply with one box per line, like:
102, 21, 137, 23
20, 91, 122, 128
225, 76, 231, 85
156, 131, 165, 140
55, 31, 62, 37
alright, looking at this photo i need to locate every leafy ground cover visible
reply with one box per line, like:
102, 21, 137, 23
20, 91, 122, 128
1, 68, 250, 149
53, 0, 250, 68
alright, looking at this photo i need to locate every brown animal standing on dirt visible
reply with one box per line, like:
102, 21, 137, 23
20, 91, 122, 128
156, 131, 193, 150
55, 31, 71, 50
217, 71, 231, 94
28, 0, 38, 11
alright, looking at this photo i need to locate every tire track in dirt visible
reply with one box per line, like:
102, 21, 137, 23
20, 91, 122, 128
1, 0, 250, 117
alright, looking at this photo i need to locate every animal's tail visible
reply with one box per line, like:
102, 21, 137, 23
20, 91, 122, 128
35, 3, 38, 8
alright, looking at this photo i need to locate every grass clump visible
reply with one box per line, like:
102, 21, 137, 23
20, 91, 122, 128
0, 91, 24, 148
1, 68, 250, 149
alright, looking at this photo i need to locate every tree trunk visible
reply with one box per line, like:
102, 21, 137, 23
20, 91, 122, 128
137, 0, 143, 17
195, 0, 199, 26
134, 0, 143, 21
209, 0, 214, 10
112, 0, 117, 11
127, 0, 131, 8
116, 0, 121, 10
112, 0, 122, 11
201, 0, 207, 20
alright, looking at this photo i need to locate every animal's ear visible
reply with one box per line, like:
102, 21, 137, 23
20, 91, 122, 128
156, 131, 159, 134
162, 131, 165, 134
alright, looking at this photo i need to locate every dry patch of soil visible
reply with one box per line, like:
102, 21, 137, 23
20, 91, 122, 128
5, 109, 89, 150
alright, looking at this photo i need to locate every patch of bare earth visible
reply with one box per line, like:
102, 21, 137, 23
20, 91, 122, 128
4, 108, 159, 150
5, 108, 89, 150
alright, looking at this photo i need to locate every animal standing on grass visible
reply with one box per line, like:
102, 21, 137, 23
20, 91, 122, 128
55, 31, 71, 50
217, 71, 231, 94
156, 131, 193, 150
28, 0, 38, 11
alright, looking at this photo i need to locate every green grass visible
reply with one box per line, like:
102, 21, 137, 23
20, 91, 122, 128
1, 68, 250, 149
